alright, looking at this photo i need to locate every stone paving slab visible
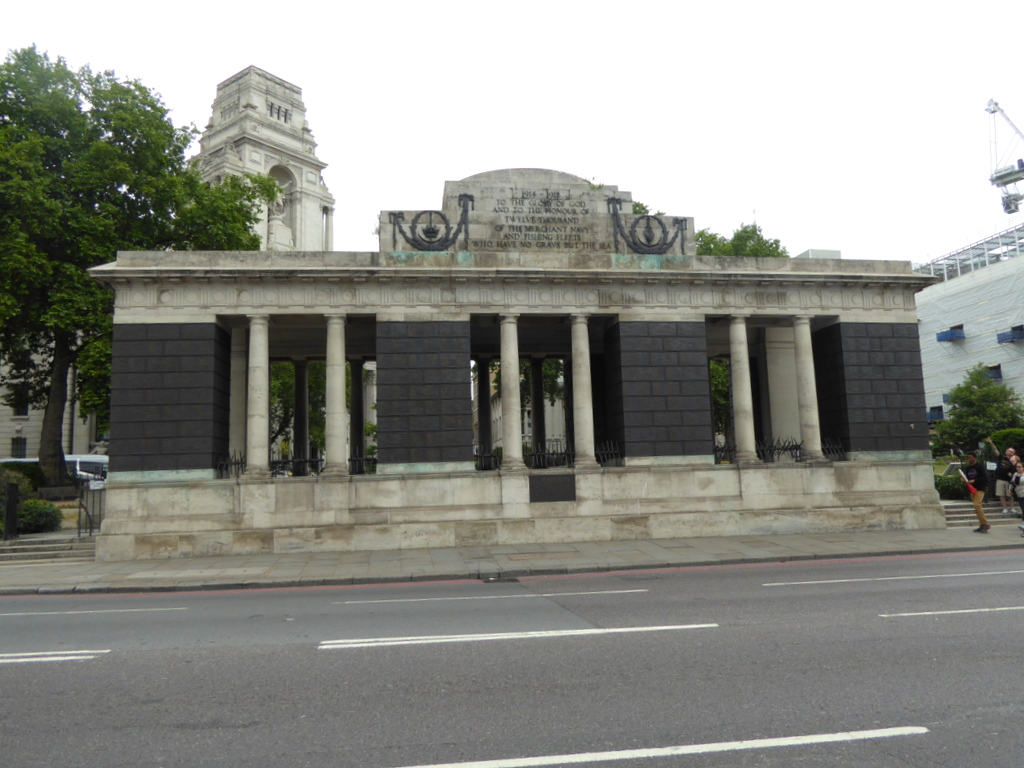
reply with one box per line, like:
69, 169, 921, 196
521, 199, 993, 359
0, 526, 1021, 595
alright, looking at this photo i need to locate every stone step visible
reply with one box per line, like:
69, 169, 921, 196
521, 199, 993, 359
0, 536, 95, 562
943, 503, 1023, 528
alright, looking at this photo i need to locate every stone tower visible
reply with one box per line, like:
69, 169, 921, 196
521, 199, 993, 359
198, 67, 335, 251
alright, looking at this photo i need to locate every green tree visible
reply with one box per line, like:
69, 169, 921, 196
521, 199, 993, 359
933, 364, 1024, 451
708, 358, 731, 435
269, 361, 327, 453
695, 223, 789, 258
0, 47, 277, 485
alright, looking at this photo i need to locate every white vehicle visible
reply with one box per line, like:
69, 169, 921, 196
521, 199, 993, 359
1, 455, 108, 484
65, 455, 108, 483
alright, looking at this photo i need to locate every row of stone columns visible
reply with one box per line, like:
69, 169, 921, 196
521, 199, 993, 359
236, 312, 823, 476
728, 314, 824, 463
236, 314, 351, 477
498, 314, 598, 471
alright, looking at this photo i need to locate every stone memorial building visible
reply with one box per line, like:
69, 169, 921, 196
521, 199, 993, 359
90, 168, 943, 561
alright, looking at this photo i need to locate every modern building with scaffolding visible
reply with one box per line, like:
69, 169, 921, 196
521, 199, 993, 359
915, 216, 1024, 428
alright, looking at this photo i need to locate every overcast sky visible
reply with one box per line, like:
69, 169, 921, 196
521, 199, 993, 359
6, 1, 1024, 263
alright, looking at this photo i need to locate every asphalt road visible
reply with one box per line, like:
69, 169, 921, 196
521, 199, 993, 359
1, 549, 1022, 767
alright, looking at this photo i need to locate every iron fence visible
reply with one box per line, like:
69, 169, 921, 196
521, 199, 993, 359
526, 440, 574, 469
76, 479, 105, 536
757, 437, 803, 463
216, 451, 246, 479
596, 440, 624, 467
349, 452, 377, 475
821, 437, 848, 462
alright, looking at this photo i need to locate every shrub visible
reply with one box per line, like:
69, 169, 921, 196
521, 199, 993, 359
989, 429, 1024, 455
935, 474, 970, 500
16, 499, 64, 534
0, 461, 44, 491
0, 468, 34, 511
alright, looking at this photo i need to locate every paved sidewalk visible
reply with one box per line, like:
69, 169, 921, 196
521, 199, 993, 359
1, 523, 1022, 595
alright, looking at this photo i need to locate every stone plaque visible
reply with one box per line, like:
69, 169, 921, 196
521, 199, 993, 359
380, 168, 694, 257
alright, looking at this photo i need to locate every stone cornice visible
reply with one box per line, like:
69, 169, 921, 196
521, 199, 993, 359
92, 256, 928, 324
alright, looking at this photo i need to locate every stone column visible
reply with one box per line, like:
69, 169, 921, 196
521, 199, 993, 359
729, 315, 760, 464
793, 315, 825, 462
323, 314, 349, 476
293, 359, 309, 476
571, 315, 598, 468
476, 357, 493, 457
531, 357, 546, 457
244, 315, 270, 476
229, 326, 248, 458
500, 315, 526, 471
350, 359, 364, 465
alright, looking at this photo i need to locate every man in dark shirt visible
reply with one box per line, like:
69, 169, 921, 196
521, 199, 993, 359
962, 453, 990, 533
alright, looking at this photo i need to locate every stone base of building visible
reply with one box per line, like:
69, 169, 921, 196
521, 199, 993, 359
95, 459, 945, 562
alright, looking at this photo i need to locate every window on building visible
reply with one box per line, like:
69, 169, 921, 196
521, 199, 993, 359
10, 437, 27, 458
987, 364, 1003, 380
12, 401, 28, 417
927, 405, 944, 421
266, 102, 290, 123
997, 325, 1024, 344
936, 324, 965, 342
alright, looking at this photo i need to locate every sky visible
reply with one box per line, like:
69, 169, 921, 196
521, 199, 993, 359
5, 0, 1024, 263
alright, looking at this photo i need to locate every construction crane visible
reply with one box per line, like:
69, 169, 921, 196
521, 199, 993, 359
986, 99, 1024, 213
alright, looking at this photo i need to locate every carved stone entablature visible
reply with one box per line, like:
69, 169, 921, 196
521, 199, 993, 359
98, 265, 923, 326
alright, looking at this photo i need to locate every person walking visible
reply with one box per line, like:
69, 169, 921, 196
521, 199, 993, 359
1012, 463, 1024, 519
986, 438, 1016, 515
961, 452, 991, 533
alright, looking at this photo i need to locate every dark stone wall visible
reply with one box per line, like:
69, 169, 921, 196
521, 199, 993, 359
813, 322, 929, 453
605, 321, 714, 458
109, 324, 230, 473
376, 321, 474, 465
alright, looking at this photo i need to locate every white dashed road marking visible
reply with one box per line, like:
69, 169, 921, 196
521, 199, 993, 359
382, 726, 929, 767
320, 624, 717, 650
0, 650, 110, 664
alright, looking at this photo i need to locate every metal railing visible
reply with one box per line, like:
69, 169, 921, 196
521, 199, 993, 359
821, 437, 848, 462
269, 455, 324, 477
349, 452, 377, 475
757, 437, 803, 463
216, 451, 247, 479
526, 440, 573, 469
715, 437, 849, 464
76, 479, 105, 537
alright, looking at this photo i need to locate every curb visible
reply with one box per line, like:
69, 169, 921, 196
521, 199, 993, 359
4, 541, 1021, 596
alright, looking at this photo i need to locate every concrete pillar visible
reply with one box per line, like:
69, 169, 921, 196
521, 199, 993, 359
350, 359, 364, 463
229, 326, 248, 458
729, 315, 760, 464
244, 315, 270, 476
293, 359, 309, 476
323, 314, 349, 476
571, 315, 598, 468
500, 314, 526, 471
793, 315, 825, 462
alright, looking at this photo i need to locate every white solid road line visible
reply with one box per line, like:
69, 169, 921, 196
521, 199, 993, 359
0, 607, 188, 617
881, 605, 1024, 617
0, 649, 110, 664
320, 624, 717, 650
763, 569, 1024, 587
335, 589, 648, 605
383, 726, 929, 768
